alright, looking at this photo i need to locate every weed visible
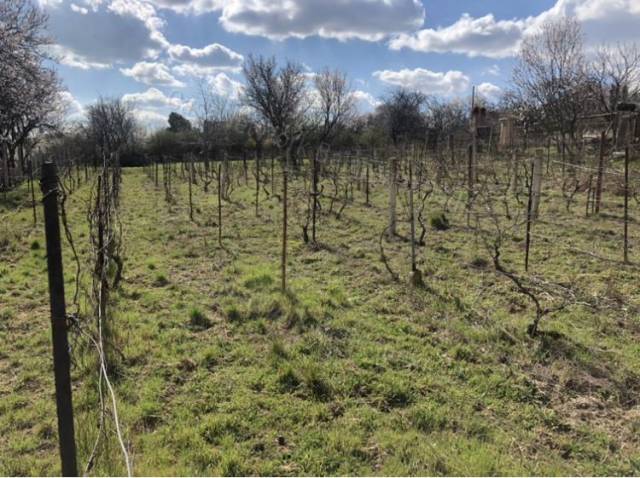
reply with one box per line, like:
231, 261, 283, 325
430, 212, 450, 231
189, 307, 211, 329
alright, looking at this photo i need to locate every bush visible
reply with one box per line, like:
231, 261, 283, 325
30, 240, 40, 250
153, 273, 169, 287
277, 366, 300, 392
430, 212, 450, 231
224, 304, 243, 322
189, 307, 211, 329
470, 257, 489, 269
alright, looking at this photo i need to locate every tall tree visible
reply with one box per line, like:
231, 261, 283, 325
86, 98, 136, 158
377, 88, 427, 236
167, 112, 192, 133
512, 17, 592, 156
242, 55, 307, 168
313, 68, 355, 146
0, 0, 60, 187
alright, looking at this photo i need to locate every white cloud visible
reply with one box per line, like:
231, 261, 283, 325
122, 87, 194, 129
58, 91, 86, 122
390, 13, 526, 59
533, 0, 640, 46
132, 109, 170, 129
70, 3, 88, 14
49, 44, 112, 69
121, 62, 186, 87
145, 0, 424, 40
353, 90, 380, 113
484, 64, 501, 77
171, 63, 219, 78
208, 73, 244, 99
43, 0, 167, 67
218, 0, 425, 41
122, 87, 193, 110
146, 0, 224, 14
373, 68, 471, 96
167, 43, 243, 70
389, 0, 640, 58
476, 82, 502, 103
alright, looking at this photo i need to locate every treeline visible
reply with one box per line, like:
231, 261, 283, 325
2, 2, 640, 192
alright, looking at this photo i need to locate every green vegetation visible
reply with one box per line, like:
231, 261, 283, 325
0, 163, 639, 476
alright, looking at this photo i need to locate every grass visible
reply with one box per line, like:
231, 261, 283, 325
0, 156, 639, 475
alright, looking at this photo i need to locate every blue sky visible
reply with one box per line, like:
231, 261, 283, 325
42, 0, 639, 128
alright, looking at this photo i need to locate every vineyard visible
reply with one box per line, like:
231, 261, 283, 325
1, 136, 640, 475
2, 2, 640, 475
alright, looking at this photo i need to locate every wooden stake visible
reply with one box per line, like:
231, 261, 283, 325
188, 155, 194, 222
282, 167, 288, 291
624, 146, 630, 264
217, 162, 222, 247
595, 130, 606, 214
525, 159, 534, 272
41, 162, 78, 477
311, 151, 318, 243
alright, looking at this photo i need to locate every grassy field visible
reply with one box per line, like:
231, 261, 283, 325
1, 160, 639, 475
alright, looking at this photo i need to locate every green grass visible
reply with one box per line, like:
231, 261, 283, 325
0, 158, 639, 475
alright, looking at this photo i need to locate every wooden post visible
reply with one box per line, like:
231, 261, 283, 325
281, 167, 288, 291
243, 150, 248, 185
586, 174, 594, 217
409, 156, 416, 271
524, 159, 534, 272
255, 150, 260, 217
29, 159, 37, 225
624, 146, 630, 264
448, 134, 455, 164
41, 162, 78, 477
311, 151, 318, 243
270, 151, 275, 196
466, 144, 474, 226
2, 142, 9, 195
388, 151, 398, 237
365, 158, 370, 206
510, 150, 518, 194
409, 151, 423, 287
188, 154, 194, 222
470, 86, 478, 185
595, 131, 606, 214
217, 162, 222, 247
531, 150, 543, 220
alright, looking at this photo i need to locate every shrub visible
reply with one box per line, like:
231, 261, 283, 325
153, 273, 169, 287
30, 240, 40, 250
470, 257, 489, 269
300, 362, 332, 401
270, 340, 288, 360
189, 307, 211, 329
224, 304, 243, 322
277, 366, 300, 392
430, 212, 450, 231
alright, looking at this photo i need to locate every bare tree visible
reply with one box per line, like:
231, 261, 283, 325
86, 98, 136, 158
512, 17, 592, 156
377, 88, 427, 236
590, 42, 640, 145
313, 68, 355, 145
592, 43, 640, 110
242, 55, 307, 168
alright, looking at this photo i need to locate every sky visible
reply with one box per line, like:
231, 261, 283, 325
40, 0, 640, 129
